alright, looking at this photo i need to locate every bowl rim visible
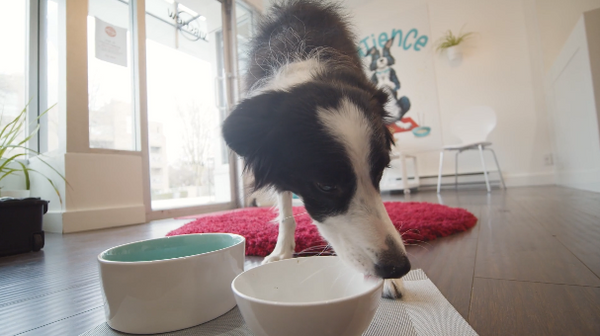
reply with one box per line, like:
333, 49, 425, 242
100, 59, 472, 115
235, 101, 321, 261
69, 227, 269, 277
231, 256, 383, 307
97, 233, 245, 265
412, 126, 431, 133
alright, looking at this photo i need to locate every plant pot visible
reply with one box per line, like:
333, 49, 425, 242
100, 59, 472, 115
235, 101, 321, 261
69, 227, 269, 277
446, 46, 462, 61
0, 197, 49, 257
0, 190, 31, 198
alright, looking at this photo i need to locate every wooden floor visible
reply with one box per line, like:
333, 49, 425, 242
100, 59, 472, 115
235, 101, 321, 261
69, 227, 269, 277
1, 186, 599, 335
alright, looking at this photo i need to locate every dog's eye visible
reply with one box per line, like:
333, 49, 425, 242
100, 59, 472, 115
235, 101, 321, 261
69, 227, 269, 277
316, 183, 337, 193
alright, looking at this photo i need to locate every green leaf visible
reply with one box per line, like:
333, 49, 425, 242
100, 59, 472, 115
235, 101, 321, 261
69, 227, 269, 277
0, 168, 19, 181
16, 161, 30, 190
27, 167, 63, 205
435, 28, 475, 54
1, 101, 65, 200
0, 153, 27, 171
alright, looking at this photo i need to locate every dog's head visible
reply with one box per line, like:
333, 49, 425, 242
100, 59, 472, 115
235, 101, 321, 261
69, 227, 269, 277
223, 82, 410, 279
368, 38, 396, 71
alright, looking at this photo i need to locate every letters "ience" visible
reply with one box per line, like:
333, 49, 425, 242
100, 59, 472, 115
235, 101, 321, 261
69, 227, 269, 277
358, 29, 429, 57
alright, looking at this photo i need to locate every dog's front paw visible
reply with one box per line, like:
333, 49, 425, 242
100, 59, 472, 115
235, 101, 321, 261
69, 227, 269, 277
383, 278, 405, 299
261, 250, 294, 265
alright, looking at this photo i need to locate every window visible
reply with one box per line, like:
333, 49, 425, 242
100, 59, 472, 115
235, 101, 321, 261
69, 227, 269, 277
235, 2, 256, 80
0, 1, 28, 147
0, 0, 59, 155
87, 0, 136, 151
145, 0, 231, 210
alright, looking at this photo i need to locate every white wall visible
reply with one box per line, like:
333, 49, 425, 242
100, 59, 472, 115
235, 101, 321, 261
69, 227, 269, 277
544, 9, 600, 193
61, 153, 146, 232
533, 0, 600, 72
347, 0, 555, 187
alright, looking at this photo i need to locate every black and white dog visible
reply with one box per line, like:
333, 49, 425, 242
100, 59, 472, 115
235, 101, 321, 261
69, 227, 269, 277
367, 38, 411, 128
222, 0, 410, 299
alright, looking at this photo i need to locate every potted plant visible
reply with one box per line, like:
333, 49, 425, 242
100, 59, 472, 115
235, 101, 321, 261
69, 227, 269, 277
0, 104, 65, 256
435, 28, 474, 61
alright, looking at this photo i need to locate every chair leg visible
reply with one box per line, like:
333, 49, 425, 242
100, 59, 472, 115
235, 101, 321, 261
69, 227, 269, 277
400, 153, 410, 194
478, 145, 491, 192
489, 148, 507, 189
437, 151, 444, 193
412, 156, 420, 186
455, 151, 460, 190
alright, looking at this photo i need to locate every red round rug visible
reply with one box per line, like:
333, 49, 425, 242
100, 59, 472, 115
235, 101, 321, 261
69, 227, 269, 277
167, 202, 477, 257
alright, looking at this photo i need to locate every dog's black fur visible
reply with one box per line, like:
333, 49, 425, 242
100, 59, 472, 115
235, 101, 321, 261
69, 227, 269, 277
223, 1, 394, 222
222, 0, 411, 286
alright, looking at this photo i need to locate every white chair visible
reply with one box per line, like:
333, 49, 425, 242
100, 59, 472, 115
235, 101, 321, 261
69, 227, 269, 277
380, 150, 420, 194
436, 106, 506, 193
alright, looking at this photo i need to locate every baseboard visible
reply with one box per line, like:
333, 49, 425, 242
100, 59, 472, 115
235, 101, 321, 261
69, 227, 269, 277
43, 211, 64, 233
399, 171, 555, 190
556, 169, 600, 193
61, 204, 146, 233
503, 171, 555, 187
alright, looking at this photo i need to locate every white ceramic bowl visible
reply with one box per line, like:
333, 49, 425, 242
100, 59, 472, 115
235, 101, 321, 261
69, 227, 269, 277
98, 233, 245, 334
232, 256, 383, 336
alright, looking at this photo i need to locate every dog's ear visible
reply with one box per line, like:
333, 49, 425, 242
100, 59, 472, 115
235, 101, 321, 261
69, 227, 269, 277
384, 38, 394, 50
367, 47, 379, 57
368, 47, 380, 71
222, 91, 287, 158
372, 88, 396, 127
382, 39, 395, 66
370, 89, 396, 147
222, 91, 289, 189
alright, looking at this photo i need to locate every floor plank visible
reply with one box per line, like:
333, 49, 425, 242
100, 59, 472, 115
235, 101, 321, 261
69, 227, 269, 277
0, 281, 103, 336
474, 201, 600, 286
17, 306, 105, 336
406, 223, 479, 319
469, 278, 600, 336
513, 197, 600, 278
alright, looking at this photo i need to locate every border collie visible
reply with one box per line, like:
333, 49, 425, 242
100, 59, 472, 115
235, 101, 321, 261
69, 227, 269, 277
222, 0, 410, 299
366, 38, 411, 127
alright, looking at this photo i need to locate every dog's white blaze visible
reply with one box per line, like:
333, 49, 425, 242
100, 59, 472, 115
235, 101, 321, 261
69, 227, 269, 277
316, 99, 406, 275
317, 98, 372, 172
250, 59, 323, 96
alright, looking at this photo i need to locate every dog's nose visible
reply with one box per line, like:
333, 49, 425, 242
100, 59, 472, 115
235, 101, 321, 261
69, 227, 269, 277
374, 255, 411, 279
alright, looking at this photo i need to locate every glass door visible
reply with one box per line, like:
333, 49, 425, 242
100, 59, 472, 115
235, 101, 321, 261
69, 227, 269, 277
145, 0, 232, 211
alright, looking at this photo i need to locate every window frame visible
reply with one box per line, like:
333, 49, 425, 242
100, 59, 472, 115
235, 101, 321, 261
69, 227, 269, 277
28, 0, 41, 154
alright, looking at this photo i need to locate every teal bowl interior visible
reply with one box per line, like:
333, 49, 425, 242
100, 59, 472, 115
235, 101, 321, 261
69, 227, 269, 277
100, 234, 244, 262
412, 126, 431, 137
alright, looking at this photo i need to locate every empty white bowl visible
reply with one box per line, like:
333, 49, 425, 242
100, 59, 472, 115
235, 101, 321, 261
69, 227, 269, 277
232, 256, 383, 336
98, 233, 245, 334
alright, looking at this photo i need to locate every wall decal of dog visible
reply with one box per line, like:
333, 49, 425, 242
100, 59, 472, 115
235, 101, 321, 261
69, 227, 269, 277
367, 38, 412, 129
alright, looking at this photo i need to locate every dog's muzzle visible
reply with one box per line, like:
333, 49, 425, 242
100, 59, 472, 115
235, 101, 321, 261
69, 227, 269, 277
373, 235, 411, 279
374, 255, 411, 279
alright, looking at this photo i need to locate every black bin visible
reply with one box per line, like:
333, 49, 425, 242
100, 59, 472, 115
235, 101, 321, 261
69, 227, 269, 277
0, 197, 49, 257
